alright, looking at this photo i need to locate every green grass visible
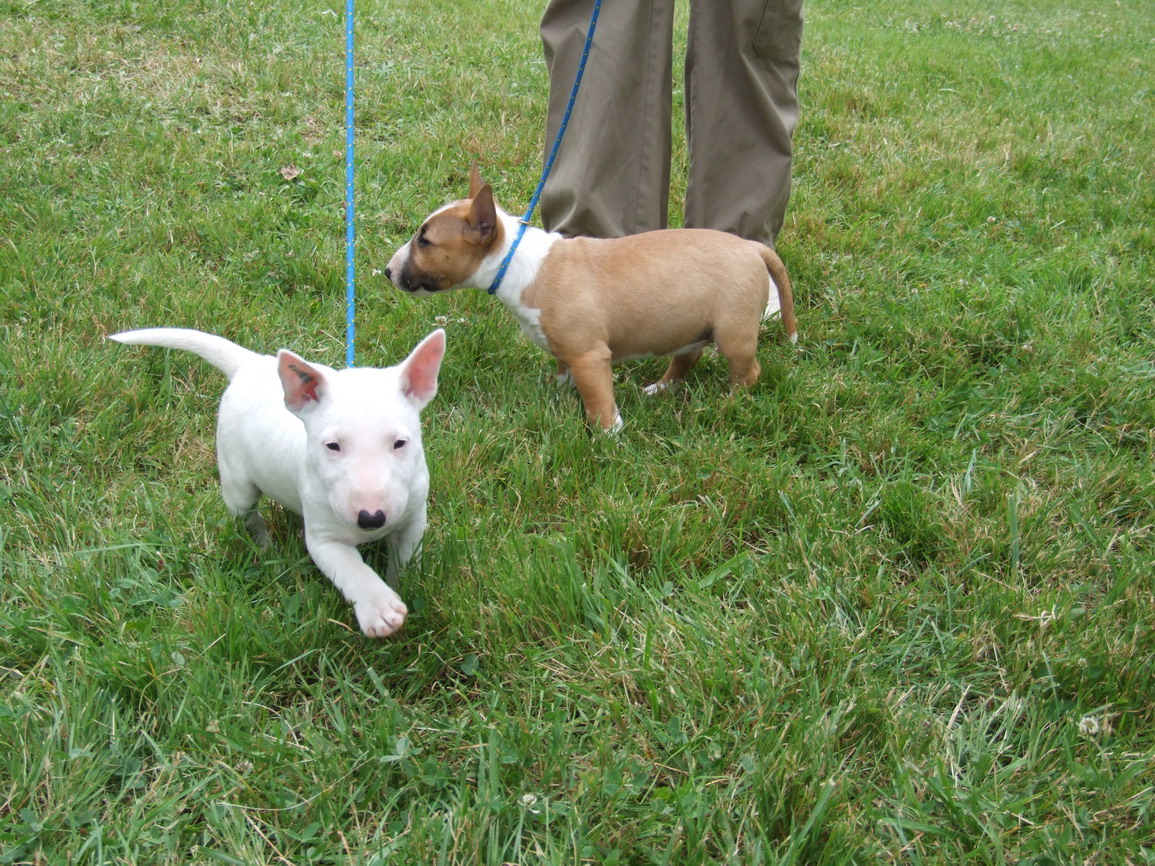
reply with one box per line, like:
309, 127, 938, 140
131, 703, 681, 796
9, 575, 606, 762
2, 0, 1153, 861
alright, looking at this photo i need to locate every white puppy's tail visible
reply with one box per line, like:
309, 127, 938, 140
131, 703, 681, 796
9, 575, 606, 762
109, 328, 262, 381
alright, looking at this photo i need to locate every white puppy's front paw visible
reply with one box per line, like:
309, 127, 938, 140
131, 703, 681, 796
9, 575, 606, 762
354, 590, 408, 638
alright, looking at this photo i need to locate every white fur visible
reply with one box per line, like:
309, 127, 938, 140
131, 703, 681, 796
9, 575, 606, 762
387, 207, 560, 352
109, 327, 447, 638
764, 275, 782, 321
477, 211, 560, 354
642, 381, 669, 397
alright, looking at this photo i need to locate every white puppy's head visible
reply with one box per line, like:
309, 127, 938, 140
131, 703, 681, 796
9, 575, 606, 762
276, 329, 446, 535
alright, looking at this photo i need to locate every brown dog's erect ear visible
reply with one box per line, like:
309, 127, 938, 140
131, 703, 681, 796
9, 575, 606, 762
468, 162, 485, 198
467, 183, 498, 246
277, 350, 329, 413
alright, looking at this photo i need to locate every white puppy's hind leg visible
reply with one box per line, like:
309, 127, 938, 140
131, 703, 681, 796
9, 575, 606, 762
243, 510, 273, 548
220, 470, 271, 547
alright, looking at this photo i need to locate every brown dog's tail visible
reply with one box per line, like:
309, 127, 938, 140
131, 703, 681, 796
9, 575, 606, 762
759, 246, 798, 344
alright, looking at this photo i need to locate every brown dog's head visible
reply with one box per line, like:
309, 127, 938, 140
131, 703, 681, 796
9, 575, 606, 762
385, 165, 504, 295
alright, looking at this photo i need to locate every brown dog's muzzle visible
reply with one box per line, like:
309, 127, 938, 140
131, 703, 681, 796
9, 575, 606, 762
389, 265, 443, 294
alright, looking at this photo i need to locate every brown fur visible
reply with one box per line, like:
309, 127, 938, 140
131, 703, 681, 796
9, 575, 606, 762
393, 167, 797, 430
398, 186, 505, 293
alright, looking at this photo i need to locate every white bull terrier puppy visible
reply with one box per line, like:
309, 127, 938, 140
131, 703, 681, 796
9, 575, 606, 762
385, 165, 796, 431
109, 327, 446, 637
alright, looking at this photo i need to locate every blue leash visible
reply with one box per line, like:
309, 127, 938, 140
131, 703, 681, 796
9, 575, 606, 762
487, 0, 602, 296
344, 0, 356, 366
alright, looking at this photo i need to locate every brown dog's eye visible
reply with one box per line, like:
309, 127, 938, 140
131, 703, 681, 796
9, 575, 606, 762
416, 235, 431, 248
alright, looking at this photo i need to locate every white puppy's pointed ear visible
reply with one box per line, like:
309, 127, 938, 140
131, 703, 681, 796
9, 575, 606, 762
278, 350, 329, 414
468, 161, 485, 198
398, 328, 446, 410
468, 183, 498, 246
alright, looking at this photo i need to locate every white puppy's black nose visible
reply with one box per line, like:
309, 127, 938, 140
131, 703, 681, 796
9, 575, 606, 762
357, 509, 386, 530
384, 266, 392, 280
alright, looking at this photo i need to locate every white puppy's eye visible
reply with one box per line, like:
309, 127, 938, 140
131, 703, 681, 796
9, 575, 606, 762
325, 442, 341, 453
393, 438, 408, 450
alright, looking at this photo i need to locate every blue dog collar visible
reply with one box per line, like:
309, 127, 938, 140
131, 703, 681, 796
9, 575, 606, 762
486, 220, 529, 296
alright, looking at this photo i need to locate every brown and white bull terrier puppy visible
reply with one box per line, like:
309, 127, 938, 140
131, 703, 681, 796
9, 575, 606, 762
386, 165, 797, 432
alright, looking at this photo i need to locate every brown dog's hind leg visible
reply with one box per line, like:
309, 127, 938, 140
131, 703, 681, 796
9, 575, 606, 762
729, 357, 762, 388
644, 348, 704, 396
555, 358, 574, 389
716, 330, 762, 389
567, 349, 620, 431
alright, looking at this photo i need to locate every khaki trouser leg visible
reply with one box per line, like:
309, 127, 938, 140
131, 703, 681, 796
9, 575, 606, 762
540, 0, 675, 238
684, 0, 803, 247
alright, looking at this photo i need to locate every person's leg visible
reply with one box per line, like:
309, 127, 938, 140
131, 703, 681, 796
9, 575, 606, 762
684, 0, 803, 247
540, 0, 676, 238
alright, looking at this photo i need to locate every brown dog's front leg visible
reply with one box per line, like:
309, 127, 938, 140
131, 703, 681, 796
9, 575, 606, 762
567, 349, 620, 431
